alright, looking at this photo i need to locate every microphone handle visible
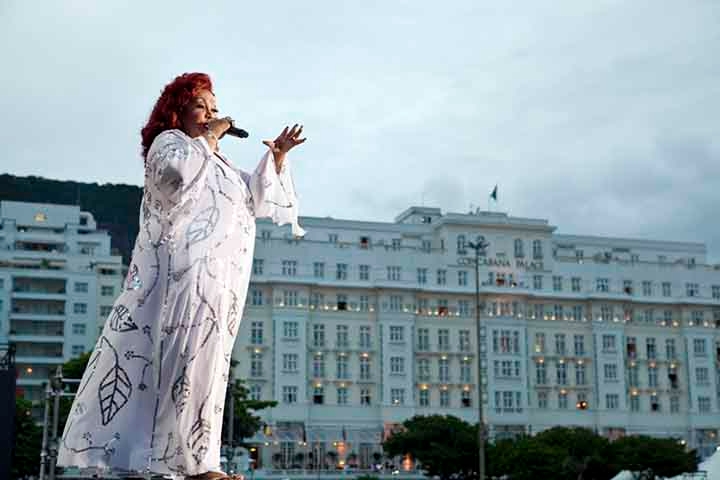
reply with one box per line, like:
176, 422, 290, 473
225, 126, 249, 139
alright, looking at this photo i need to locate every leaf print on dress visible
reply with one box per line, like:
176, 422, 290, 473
188, 401, 212, 466
171, 367, 191, 417
186, 189, 219, 245
108, 305, 139, 332
97, 336, 133, 426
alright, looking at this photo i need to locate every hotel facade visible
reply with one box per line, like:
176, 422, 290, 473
236, 206, 720, 468
0, 201, 123, 402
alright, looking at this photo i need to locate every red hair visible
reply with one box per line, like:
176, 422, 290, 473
141, 72, 214, 159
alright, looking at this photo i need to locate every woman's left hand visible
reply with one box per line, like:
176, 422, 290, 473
263, 124, 306, 173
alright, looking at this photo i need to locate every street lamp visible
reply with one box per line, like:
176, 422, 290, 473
466, 235, 489, 480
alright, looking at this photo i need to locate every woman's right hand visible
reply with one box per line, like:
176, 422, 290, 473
204, 117, 233, 150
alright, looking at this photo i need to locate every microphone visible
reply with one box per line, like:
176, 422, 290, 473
225, 126, 249, 139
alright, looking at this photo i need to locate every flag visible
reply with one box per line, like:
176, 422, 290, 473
490, 185, 498, 201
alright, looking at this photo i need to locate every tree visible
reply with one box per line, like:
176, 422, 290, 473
609, 435, 698, 479
222, 362, 277, 448
383, 415, 477, 480
11, 397, 42, 479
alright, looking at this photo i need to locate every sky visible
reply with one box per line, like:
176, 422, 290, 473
1, 1, 719, 260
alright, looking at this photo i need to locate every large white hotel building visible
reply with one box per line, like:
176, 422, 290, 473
0, 201, 123, 403
236, 205, 720, 468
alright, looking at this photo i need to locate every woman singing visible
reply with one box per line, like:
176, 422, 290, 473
58, 72, 306, 479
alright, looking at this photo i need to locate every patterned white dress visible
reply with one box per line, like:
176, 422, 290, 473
57, 129, 304, 476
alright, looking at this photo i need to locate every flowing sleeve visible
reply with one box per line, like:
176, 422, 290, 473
145, 130, 212, 223
243, 150, 305, 237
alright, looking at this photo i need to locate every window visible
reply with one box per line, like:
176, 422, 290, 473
417, 268, 427, 284
250, 384, 262, 401
436, 269, 446, 285
421, 239, 432, 252
665, 339, 676, 359
459, 330, 471, 351
71, 345, 85, 357
533, 275, 543, 290
359, 326, 371, 348
336, 263, 348, 280
417, 328, 429, 351
391, 388, 405, 405
534, 333, 545, 353
360, 356, 371, 380
73, 303, 87, 314
313, 262, 325, 278
532, 240, 543, 259
648, 366, 658, 387
389, 325, 404, 342
282, 290, 298, 307
74, 282, 88, 293
359, 264, 370, 281
642, 281, 653, 296
417, 358, 430, 381
492, 329, 520, 354
574, 335, 585, 356
283, 321, 298, 339
99, 285, 114, 296
460, 358, 471, 382
646, 338, 656, 359
282, 353, 298, 372
250, 289, 263, 306
670, 395, 680, 413
250, 322, 263, 345
336, 293, 348, 311
390, 357, 405, 374
572, 305, 583, 322
334, 325, 349, 347
313, 386, 324, 404
336, 355, 349, 379
495, 391, 523, 413
555, 334, 566, 355
558, 391, 568, 409
438, 329, 450, 351
310, 292, 324, 309
553, 276, 562, 292
328, 233, 338, 244
337, 387, 348, 405
439, 358, 450, 382
458, 270, 468, 286
252, 258, 264, 275
359, 295, 370, 312
359, 236, 371, 249
713, 285, 720, 299
693, 338, 707, 356
514, 238, 524, 258
538, 391, 548, 409
313, 324, 325, 347
461, 390, 472, 408
663, 309, 673, 326
100, 306, 112, 317
440, 389, 450, 407
534, 303, 545, 321
312, 353, 325, 378
662, 282, 672, 297
250, 353, 263, 377
686, 283, 699, 297
389, 295, 402, 311
556, 362, 567, 385
261, 230, 271, 242
571, 277, 581, 292
361, 388, 372, 406
72, 323, 86, 335
575, 363, 586, 385
596, 278, 609, 293
553, 304, 564, 321
458, 300, 470, 316
606, 394, 619, 410
698, 397, 711, 413
391, 238, 402, 250
604, 364, 618, 382
630, 395, 640, 412
628, 365, 638, 386
281, 260, 297, 276
386, 266, 401, 281
457, 235, 467, 254
494, 360, 521, 379
602, 334, 616, 352
536, 362, 547, 385
696, 367, 709, 385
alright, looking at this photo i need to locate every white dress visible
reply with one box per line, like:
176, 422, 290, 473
57, 130, 304, 476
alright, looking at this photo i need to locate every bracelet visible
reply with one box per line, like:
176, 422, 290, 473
205, 130, 219, 144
